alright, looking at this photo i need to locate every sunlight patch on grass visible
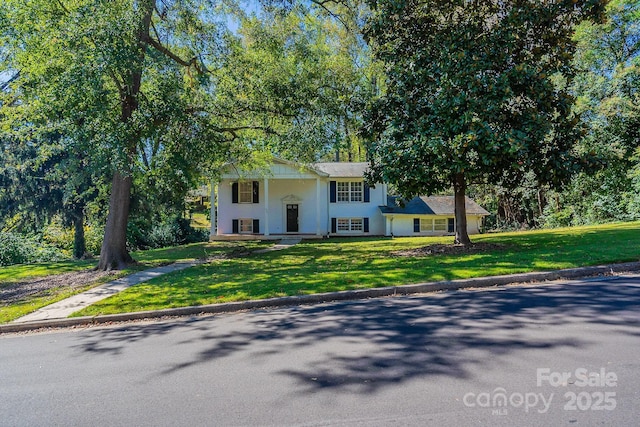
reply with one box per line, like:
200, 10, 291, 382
0, 260, 95, 285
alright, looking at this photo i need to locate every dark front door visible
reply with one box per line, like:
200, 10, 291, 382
286, 204, 299, 232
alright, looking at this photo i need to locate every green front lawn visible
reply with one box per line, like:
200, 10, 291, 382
0, 241, 264, 284
1, 241, 271, 323
74, 222, 640, 317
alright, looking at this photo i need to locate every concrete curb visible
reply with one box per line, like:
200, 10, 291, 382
2, 261, 639, 334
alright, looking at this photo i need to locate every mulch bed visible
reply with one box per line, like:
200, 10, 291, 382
391, 242, 508, 257
0, 270, 115, 305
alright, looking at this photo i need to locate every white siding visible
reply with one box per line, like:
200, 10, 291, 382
384, 215, 483, 237
221, 162, 320, 180
217, 177, 331, 235
328, 181, 386, 235
217, 180, 262, 234
265, 179, 325, 234
215, 160, 388, 237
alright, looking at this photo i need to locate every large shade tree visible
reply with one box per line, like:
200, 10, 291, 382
1, 0, 378, 268
0, 131, 102, 259
0, 0, 249, 269
362, 0, 606, 245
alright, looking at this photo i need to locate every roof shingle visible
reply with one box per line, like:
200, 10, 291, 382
380, 195, 490, 216
312, 162, 370, 178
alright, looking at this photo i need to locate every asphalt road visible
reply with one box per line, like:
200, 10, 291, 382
2, 276, 639, 426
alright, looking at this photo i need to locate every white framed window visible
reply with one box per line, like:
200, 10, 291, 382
337, 218, 350, 231
337, 218, 364, 233
336, 181, 364, 203
420, 218, 450, 232
350, 182, 363, 202
239, 218, 253, 233
337, 182, 350, 202
239, 182, 253, 203
434, 218, 447, 231
350, 218, 363, 231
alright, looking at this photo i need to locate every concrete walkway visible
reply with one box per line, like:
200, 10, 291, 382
12, 239, 302, 323
254, 238, 302, 253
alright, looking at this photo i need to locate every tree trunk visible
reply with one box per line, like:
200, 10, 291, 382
97, 1, 153, 270
453, 172, 472, 246
72, 210, 86, 259
98, 172, 134, 270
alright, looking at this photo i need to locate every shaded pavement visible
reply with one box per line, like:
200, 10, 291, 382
1, 275, 639, 426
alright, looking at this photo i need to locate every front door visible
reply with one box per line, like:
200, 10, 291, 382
286, 204, 299, 232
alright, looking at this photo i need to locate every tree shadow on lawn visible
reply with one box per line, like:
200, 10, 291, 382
74, 276, 640, 394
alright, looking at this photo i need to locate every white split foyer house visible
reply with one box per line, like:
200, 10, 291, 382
209, 159, 489, 239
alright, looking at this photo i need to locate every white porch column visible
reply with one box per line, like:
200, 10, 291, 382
316, 178, 321, 235
209, 181, 217, 239
264, 178, 270, 236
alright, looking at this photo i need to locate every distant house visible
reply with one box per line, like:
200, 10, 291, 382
210, 159, 489, 239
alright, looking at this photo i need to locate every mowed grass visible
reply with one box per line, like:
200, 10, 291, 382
0, 241, 263, 284
0, 241, 270, 323
190, 212, 210, 229
75, 222, 640, 317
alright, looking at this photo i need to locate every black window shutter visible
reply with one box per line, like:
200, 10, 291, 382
331, 217, 337, 233
253, 219, 260, 234
232, 183, 238, 204
364, 183, 370, 203
413, 218, 420, 232
448, 218, 455, 233
252, 181, 259, 203
364, 217, 369, 233
330, 181, 337, 203
232, 219, 239, 234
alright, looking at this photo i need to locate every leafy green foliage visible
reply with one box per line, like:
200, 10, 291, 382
362, 0, 606, 242
127, 215, 208, 250
559, 0, 640, 225
1, 1, 378, 268
0, 0, 244, 268
0, 130, 106, 259
214, 3, 377, 163
41, 217, 104, 256
0, 232, 66, 266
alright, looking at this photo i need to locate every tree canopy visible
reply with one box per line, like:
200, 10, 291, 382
362, 0, 606, 244
0, 0, 375, 268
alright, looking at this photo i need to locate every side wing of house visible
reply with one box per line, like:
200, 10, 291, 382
380, 196, 489, 237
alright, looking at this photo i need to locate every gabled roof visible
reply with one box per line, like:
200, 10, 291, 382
380, 195, 490, 216
221, 159, 371, 179
312, 162, 370, 178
